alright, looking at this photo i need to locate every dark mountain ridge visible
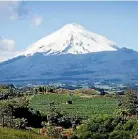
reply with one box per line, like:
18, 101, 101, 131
0, 48, 137, 84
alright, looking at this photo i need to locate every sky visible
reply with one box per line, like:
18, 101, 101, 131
0, 1, 138, 61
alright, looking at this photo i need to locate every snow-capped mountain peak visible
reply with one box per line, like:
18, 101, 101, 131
22, 23, 119, 56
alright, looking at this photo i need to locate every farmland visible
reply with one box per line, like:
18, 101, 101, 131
29, 94, 118, 118
0, 84, 138, 139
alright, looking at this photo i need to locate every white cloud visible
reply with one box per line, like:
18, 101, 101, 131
0, 1, 28, 21
9, 13, 19, 20
0, 38, 15, 51
0, 1, 43, 24
0, 38, 21, 62
32, 16, 43, 26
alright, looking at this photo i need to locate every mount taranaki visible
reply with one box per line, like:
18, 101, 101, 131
0, 23, 138, 84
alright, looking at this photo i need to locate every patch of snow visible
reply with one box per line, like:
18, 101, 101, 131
21, 23, 119, 57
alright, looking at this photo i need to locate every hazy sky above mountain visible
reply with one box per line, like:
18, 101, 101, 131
0, 1, 138, 61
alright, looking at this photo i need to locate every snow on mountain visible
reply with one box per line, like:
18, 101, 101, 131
21, 23, 119, 56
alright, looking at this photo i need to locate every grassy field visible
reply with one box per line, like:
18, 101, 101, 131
29, 94, 118, 118
0, 127, 49, 139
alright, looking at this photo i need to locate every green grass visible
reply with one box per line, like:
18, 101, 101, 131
29, 94, 118, 118
0, 127, 49, 139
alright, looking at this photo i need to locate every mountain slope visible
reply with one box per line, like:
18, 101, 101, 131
0, 48, 138, 84
0, 24, 137, 84
21, 23, 118, 56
